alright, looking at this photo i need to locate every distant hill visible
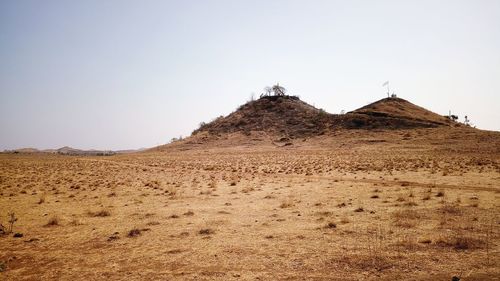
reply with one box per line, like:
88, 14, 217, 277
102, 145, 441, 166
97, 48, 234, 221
3, 146, 145, 155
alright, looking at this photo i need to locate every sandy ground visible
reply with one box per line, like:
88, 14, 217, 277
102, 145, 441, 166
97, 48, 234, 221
1, 129, 499, 280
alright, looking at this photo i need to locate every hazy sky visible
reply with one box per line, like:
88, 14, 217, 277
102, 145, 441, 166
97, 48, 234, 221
1, 0, 499, 150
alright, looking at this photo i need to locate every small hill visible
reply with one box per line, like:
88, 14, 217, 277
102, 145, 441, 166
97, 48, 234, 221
350, 97, 453, 127
332, 97, 456, 130
192, 95, 332, 139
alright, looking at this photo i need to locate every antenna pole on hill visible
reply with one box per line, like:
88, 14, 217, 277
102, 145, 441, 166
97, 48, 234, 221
382, 81, 390, 98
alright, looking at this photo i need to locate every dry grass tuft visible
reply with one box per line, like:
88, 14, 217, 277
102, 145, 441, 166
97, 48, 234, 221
392, 209, 424, 228
37, 193, 46, 204
439, 203, 462, 215
183, 210, 195, 216
434, 234, 485, 250
88, 209, 111, 217
45, 216, 60, 227
354, 207, 364, 212
199, 228, 215, 235
279, 199, 295, 208
325, 222, 337, 229
127, 228, 141, 238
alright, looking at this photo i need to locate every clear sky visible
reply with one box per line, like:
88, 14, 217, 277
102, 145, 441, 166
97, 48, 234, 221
1, 0, 499, 150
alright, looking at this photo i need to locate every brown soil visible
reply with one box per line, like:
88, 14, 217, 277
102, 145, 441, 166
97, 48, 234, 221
1, 125, 499, 280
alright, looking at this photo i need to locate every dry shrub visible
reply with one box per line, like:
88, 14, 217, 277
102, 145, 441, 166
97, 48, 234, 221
392, 209, 423, 220
198, 228, 215, 235
418, 237, 432, 244
144, 180, 160, 188
165, 185, 178, 196
434, 233, 485, 250
354, 207, 364, 212
392, 209, 424, 228
332, 254, 394, 272
88, 209, 111, 217
325, 222, 337, 229
396, 195, 406, 202
394, 235, 419, 250
38, 193, 46, 204
241, 186, 255, 193
394, 219, 416, 228
403, 200, 418, 207
439, 203, 462, 215
45, 216, 60, 227
280, 198, 295, 208
127, 228, 141, 237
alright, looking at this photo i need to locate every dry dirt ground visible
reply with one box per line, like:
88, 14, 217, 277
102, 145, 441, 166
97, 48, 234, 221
1, 128, 499, 280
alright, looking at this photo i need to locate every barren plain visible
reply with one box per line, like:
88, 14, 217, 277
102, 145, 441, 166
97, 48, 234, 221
1, 126, 499, 280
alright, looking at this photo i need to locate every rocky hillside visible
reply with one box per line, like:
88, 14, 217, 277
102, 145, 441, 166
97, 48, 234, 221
191, 96, 456, 140
192, 96, 331, 139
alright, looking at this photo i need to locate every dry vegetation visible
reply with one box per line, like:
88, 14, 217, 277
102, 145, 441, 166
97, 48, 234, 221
1, 126, 499, 280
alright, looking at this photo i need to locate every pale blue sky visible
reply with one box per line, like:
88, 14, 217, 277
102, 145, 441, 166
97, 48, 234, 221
1, 0, 499, 150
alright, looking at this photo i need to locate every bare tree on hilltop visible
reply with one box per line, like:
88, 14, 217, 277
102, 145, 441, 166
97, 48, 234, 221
260, 83, 287, 97
272, 83, 286, 96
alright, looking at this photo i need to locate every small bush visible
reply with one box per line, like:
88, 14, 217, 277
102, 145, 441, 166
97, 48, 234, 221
88, 209, 111, 217
325, 222, 337, 229
127, 228, 141, 237
435, 234, 485, 250
440, 203, 462, 215
183, 211, 194, 216
199, 228, 215, 235
45, 216, 60, 227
